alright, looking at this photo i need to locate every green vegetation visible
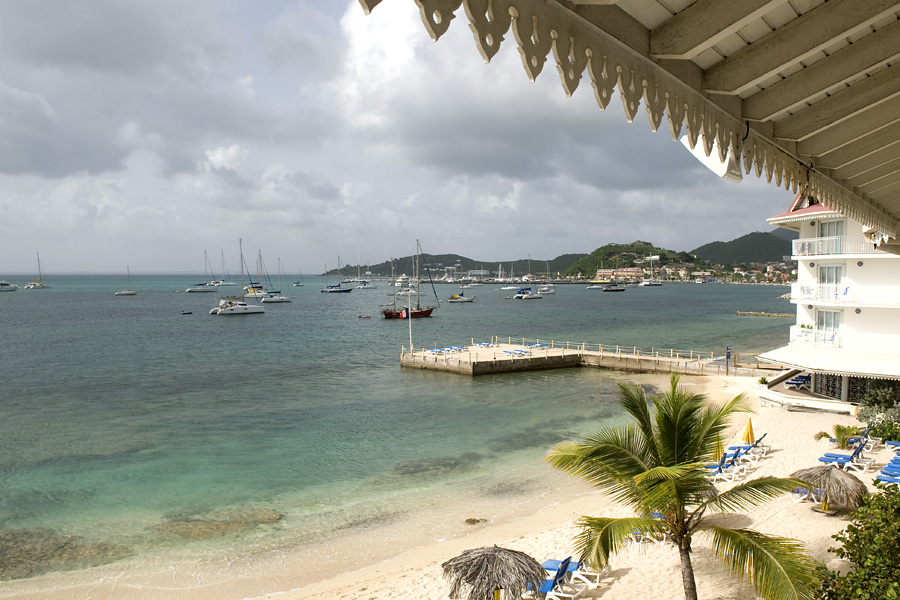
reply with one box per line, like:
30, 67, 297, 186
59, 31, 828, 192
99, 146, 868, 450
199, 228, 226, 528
857, 383, 900, 441
324, 231, 797, 280
814, 425, 863, 450
819, 486, 900, 599
561, 241, 692, 277
692, 232, 792, 265
545, 374, 819, 600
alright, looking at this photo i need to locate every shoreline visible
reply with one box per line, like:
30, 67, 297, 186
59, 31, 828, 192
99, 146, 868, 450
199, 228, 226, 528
1, 374, 877, 600
265, 374, 870, 600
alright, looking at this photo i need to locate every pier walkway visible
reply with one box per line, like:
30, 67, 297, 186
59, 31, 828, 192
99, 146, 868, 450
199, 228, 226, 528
400, 337, 777, 377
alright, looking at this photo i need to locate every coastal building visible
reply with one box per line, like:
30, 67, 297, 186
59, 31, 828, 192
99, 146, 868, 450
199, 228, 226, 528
758, 191, 900, 412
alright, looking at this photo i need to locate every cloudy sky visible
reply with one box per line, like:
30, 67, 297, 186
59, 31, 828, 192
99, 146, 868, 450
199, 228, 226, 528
0, 0, 793, 275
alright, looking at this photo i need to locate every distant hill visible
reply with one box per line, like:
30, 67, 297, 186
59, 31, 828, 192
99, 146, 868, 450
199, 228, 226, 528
690, 231, 793, 265
326, 231, 794, 277
562, 241, 693, 277
330, 253, 588, 277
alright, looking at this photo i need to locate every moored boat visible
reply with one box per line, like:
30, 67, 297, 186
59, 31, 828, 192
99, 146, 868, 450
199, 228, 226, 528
0, 280, 18, 292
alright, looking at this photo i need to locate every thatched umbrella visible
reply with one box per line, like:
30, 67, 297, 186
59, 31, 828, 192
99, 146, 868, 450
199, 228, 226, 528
790, 465, 869, 511
441, 545, 546, 600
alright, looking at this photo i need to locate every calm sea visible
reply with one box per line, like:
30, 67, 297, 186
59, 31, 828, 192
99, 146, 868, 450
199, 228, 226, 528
0, 276, 789, 593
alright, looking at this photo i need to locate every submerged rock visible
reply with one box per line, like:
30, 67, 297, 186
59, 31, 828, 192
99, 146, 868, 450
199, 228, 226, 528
151, 507, 284, 540
0, 528, 131, 580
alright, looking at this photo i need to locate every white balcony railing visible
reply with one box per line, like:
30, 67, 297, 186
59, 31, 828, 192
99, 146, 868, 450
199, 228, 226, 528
790, 283, 853, 303
789, 325, 841, 348
793, 236, 885, 256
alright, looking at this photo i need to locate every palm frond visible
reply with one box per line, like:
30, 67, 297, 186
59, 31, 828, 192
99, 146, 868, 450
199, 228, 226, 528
572, 516, 662, 569
703, 477, 808, 514
704, 526, 820, 600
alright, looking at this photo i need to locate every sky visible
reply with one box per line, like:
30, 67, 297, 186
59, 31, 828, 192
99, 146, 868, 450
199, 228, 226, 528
0, 0, 795, 275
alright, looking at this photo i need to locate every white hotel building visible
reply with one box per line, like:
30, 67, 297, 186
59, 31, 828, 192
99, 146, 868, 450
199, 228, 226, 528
759, 192, 900, 413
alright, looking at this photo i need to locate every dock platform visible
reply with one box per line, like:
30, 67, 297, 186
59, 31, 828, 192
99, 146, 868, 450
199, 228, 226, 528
400, 338, 776, 377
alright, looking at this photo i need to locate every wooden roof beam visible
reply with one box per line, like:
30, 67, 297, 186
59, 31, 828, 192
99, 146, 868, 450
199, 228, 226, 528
649, 0, 786, 59
703, 0, 900, 95
796, 96, 900, 156
774, 65, 900, 141
743, 19, 900, 121
815, 121, 900, 169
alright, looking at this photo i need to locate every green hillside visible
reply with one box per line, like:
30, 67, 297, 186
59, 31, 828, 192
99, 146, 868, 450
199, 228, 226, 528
562, 241, 693, 277
330, 253, 588, 277
690, 231, 792, 265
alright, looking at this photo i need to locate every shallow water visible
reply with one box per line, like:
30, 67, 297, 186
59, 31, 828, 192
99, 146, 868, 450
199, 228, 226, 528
0, 277, 789, 588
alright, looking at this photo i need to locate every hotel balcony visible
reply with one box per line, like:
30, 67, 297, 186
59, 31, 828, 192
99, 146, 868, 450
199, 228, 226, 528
790, 283, 900, 308
790, 283, 852, 303
789, 325, 841, 348
792, 236, 887, 257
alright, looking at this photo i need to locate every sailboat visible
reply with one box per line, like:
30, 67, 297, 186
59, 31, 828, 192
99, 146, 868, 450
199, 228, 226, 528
383, 241, 439, 318
639, 254, 663, 286
23, 253, 50, 289
209, 240, 265, 315
448, 284, 475, 303
292, 269, 304, 287
186, 251, 218, 292
261, 258, 292, 303
114, 266, 138, 296
321, 257, 352, 293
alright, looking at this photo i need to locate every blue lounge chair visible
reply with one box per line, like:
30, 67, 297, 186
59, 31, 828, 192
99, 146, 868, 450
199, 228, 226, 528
790, 487, 823, 503
783, 374, 810, 389
541, 558, 602, 588
875, 474, 900, 489
886, 440, 900, 452
527, 557, 587, 600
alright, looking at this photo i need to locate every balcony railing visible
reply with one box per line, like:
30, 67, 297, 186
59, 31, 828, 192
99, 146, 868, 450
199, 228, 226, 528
789, 325, 841, 347
791, 283, 853, 303
793, 236, 884, 256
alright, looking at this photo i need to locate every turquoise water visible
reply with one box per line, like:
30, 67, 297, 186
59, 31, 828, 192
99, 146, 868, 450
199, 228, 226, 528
0, 277, 789, 587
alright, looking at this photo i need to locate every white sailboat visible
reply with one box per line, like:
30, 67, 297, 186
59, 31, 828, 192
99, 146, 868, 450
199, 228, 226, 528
186, 250, 217, 292
210, 240, 265, 315
261, 258, 292, 303
114, 266, 137, 296
23, 253, 50, 289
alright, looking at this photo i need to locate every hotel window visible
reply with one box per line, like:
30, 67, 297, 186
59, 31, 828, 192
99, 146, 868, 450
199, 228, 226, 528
818, 265, 843, 300
819, 220, 844, 237
816, 309, 841, 344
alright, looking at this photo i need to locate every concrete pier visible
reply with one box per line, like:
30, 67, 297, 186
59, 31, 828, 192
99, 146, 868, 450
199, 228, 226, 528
400, 339, 777, 378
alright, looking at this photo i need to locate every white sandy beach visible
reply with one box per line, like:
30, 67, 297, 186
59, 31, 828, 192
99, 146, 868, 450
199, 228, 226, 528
0, 374, 885, 600
259, 374, 877, 600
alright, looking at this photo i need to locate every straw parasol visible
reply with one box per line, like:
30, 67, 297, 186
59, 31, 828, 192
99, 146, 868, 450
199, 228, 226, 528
790, 465, 869, 511
442, 545, 546, 600
741, 417, 755, 445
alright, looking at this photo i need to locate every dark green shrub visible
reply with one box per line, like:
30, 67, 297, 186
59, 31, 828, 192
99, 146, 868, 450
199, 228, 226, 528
819, 485, 900, 599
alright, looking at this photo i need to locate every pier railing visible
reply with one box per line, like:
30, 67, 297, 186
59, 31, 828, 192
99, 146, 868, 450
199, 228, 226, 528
401, 335, 728, 362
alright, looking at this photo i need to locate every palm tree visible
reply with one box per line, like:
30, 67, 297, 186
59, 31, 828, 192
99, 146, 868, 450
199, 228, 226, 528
545, 374, 820, 600
813, 424, 859, 449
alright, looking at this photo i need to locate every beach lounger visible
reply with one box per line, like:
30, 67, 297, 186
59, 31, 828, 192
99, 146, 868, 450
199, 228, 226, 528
790, 487, 823, 503
526, 557, 587, 600
541, 558, 603, 588
783, 374, 810, 389
886, 440, 900, 452
875, 474, 900, 489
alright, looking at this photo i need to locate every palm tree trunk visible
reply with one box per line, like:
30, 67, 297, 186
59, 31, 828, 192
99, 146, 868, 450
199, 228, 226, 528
678, 539, 699, 600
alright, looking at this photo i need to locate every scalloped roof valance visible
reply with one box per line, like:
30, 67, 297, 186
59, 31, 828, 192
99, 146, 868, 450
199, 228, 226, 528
358, 0, 900, 241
